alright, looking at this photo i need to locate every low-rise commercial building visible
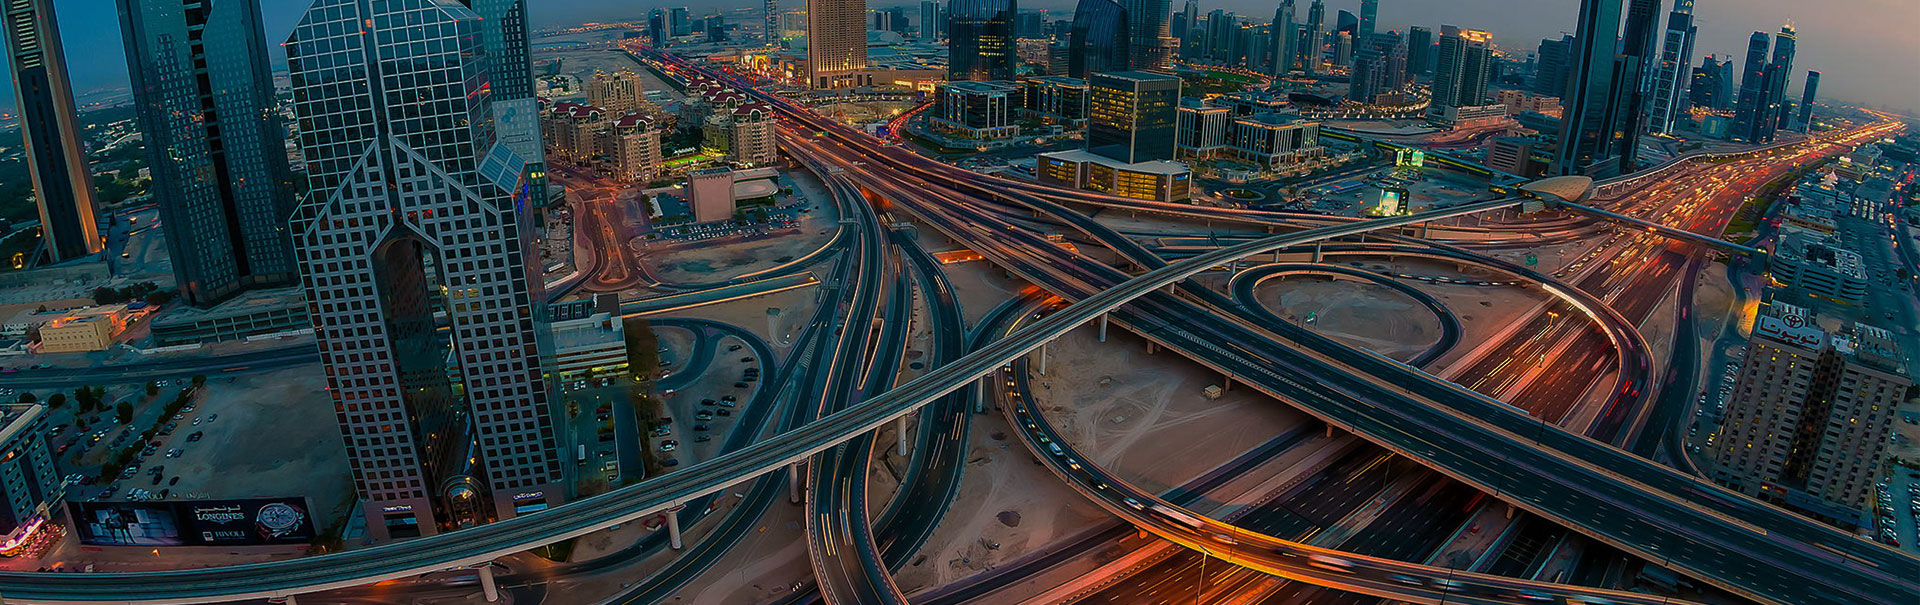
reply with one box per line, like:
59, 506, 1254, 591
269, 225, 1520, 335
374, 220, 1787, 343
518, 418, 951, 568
1175, 100, 1231, 159
1228, 114, 1325, 171
550, 313, 629, 382
1037, 149, 1191, 202
1771, 231, 1870, 305
1022, 76, 1088, 127
149, 288, 309, 346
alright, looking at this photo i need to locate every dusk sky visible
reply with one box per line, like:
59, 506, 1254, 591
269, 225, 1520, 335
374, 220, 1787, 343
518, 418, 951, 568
5, 0, 1917, 114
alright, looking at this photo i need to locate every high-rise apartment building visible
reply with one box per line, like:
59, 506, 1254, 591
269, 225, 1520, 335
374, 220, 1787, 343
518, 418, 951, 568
807, 0, 868, 87
766, 0, 779, 43
1710, 303, 1911, 527
1430, 26, 1491, 110
285, 0, 563, 541
1068, 0, 1129, 78
118, 0, 298, 307
1086, 71, 1181, 164
1796, 71, 1820, 131
587, 70, 644, 115
2, 0, 101, 263
949, 0, 1017, 81
728, 103, 780, 166
1268, 1, 1296, 77
1553, 0, 1625, 176
1350, 33, 1406, 103
1646, 0, 1697, 134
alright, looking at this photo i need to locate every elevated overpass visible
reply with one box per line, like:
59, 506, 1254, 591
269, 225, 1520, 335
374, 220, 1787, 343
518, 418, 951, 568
1519, 175, 1765, 258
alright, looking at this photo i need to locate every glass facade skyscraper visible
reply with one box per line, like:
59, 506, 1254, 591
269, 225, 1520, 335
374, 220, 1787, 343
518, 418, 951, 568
1068, 0, 1129, 78
118, 0, 298, 307
2, 0, 101, 263
1553, 0, 1625, 176
458, 1, 544, 189
1118, 0, 1170, 69
1646, 0, 1697, 135
286, 0, 561, 541
948, 0, 1017, 81
1086, 71, 1180, 164
1732, 31, 1771, 142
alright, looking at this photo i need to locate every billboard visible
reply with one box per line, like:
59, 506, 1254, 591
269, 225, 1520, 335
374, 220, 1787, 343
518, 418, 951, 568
69, 498, 315, 547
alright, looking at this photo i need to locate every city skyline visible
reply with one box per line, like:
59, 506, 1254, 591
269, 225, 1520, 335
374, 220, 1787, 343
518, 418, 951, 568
0, 0, 1916, 117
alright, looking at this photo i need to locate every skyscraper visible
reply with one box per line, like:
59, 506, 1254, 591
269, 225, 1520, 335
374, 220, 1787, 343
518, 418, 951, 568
1335, 10, 1357, 37
671, 7, 692, 36
1554, 0, 1625, 176
285, 0, 563, 540
1759, 24, 1796, 142
1304, 0, 1324, 74
2, 0, 101, 263
1118, 0, 1171, 69
1612, 0, 1663, 173
807, 0, 868, 87
1268, 1, 1296, 77
1406, 25, 1432, 76
1732, 31, 1771, 142
1532, 35, 1573, 97
1178, 0, 1199, 61
1689, 55, 1722, 110
949, 0, 1017, 81
118, 0, 298, 307
1358, 0, 1378, 39
1068, 0, 1129, 78
649, 9, 668, 46
766, 0, 779, 44
1796, 70, 1820, 131
1086, 71, 1181, 164
1646, 0, 1697, 134
1205, 10, 1236, 63
1349, 32, 1406, 103
1430, 26, 1491, 109
920, 1, 940, 41
460, 0, 544, 188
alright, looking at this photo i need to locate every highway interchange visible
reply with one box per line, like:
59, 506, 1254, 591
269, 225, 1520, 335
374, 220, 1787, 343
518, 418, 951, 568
2, 52, 1915, 605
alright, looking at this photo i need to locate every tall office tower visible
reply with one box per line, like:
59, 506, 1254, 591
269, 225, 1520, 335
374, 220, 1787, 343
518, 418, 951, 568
1303, 0, 1324, 74
707, 14, 730, 42
285, 0, 563, 541
1531, 35, 1572, 96
1068, 0, 1129, 78
1349, 33, 1406, 102
1612, 0, 1663, 172
1177, 0, 1199, 61
1335, 10, 1356, 37
767, 0, 779, 43
459, 0, 544, 189
1553, 0, 1626, 176
1713, 57, 1735, 110
1405, 25, 1432, 76
807, 0, 868, 87
1430, 27, 1492, 109
920, 1, 940, 41
1358, 0, 1378, 39
1086, 71, 1180, 164
649, 9, 668, 46
1014, 9, 1044, 38
671, 7, 692, 36
2, 0, 101, 263
1268, 1, 1296, 77
874, 9, 896, 33
1758, 24, 1795, 143
1646, 0, 1696, 134
1205, 10, 1236, 63
1731, 31, 1771, 142
1709, 304, 1910, 526
1796, 70, 1820, 131
118, 0, 297, 307
1117, 0, 1170, 69
949, 0, 1017, 81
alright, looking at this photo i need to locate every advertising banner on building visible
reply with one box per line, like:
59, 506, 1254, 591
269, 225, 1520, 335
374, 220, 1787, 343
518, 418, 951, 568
69, 498, 315, 547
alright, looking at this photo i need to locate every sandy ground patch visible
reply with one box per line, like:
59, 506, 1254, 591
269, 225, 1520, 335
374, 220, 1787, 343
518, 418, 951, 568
1252, 277, 1441, 362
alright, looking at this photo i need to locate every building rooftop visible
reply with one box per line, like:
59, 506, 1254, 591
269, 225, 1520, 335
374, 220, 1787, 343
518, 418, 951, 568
1777, 231, 1868, 280
1041, 149, 1191, 175
150, 287, 304, 328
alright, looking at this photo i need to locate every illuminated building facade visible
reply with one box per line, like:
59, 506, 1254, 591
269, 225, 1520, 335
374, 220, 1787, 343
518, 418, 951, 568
948, 0, 1017, 81
286, 0, 563, 541
2, 0, 101, 263
806, 0, 868, 87
1086, 71, 1181, 164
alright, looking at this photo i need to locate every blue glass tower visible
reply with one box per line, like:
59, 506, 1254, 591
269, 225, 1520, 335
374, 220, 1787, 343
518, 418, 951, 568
1068, 0, 1130, 78
2, 0, 101, 263
118, 0, 298, 306
1553, 0, 1625, 176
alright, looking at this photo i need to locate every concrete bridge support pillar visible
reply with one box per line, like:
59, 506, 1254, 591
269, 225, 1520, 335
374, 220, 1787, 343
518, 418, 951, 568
1145, 340, 1158, 355
479, 565, 500, 602
1038, 341, 1050, 375
896, 415, 911, 456
1098, 313, 1109, 342
667, 507, 685, 550
1222, 374, 1233, 392
976, 378, 989, 414
788, 463, 804, 504
282, 597, 298, 605
1506, 504, 1517, 520
1313, 241, 1323, 263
